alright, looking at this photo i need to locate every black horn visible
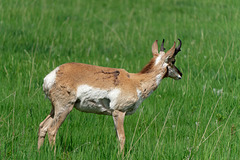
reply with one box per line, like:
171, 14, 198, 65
160, 39, 165, 52
174, 39, 182, 56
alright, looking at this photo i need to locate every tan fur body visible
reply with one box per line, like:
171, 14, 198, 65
38, 39, 183, 153
46, 60, 166, 115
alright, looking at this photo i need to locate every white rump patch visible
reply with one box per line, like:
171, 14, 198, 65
75, 85, 121, 114
43, 67, 59, 92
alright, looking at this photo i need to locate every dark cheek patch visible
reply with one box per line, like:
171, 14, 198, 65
176, 67, 182, 77
179, 71, 182, 77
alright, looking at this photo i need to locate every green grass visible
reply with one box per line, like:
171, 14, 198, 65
0, 0, 239, 159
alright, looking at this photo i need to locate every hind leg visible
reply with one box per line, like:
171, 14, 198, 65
38, 108, 54, 150
47, 102, 74, 148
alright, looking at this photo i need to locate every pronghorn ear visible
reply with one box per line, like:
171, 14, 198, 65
152, 40, 158, 56
164, 42, 176, 62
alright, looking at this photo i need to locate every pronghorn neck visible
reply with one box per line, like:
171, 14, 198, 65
139, 53, 166, 74
134, 55, 167, 99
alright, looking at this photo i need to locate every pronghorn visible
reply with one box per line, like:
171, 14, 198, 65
38, 39, 182, 152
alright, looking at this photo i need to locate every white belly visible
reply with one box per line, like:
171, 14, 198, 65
74, 98, 112, 115
75, 85, 121, 115
74, 85, 144, 115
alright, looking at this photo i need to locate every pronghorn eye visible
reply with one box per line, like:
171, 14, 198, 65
172, 60, 175, 64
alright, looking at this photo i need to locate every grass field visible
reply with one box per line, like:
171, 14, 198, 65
0, 0, 239, 159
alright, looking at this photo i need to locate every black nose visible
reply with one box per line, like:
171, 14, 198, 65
179, 72, 182, 77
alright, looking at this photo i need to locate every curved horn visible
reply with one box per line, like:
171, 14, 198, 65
160, 39, 165, 52
174, 39, 182, 56
164, 41, 176, 59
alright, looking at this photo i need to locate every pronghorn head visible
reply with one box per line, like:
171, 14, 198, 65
152, 39, 182, 80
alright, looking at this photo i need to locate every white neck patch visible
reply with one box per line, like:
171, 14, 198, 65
154, 52, 165, 66
154, 55, 162, 66
156, 74, 162, 85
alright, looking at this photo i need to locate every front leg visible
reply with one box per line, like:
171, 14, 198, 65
112, 110, 126, 153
